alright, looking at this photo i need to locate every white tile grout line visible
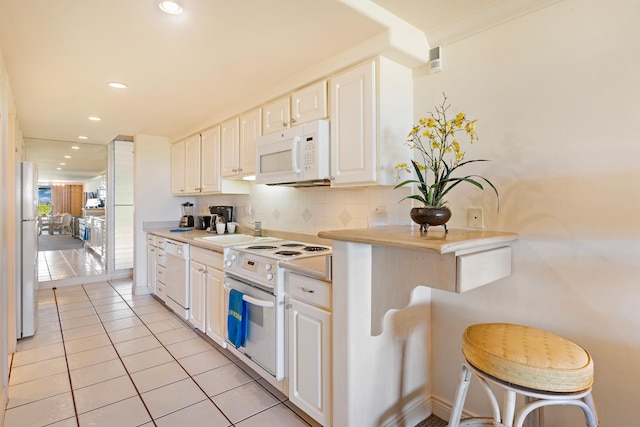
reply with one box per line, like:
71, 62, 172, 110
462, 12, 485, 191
51, 286, 81, 426
82, 281, 271, 426
9, 281, 312, 426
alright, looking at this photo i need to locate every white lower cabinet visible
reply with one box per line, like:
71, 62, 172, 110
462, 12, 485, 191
155, 240, 167, 302
204, 264, 225, 346
146, 243, 157, 295
287, 272, 332, 426
189, 247, 225, 346
189, 259, 206, 332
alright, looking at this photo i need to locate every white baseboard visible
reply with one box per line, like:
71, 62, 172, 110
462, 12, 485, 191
431, 393, 477, 422
382, 393, 432, 427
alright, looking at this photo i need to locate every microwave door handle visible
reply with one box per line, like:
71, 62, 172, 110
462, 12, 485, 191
291, 136, 302, 173
242, 295, 275, 308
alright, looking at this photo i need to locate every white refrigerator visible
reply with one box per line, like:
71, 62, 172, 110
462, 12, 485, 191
17, 161, 38, 338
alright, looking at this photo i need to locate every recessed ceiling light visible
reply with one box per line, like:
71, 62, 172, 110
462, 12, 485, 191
159, 1, 183, 14
59, 163, 66, 166
72, 146, 80, 149
56, 167, 62, 170
88, 116, 101, 121
107, 82, 128, 89
64, 155, 71, 159
77, 136, 88, 140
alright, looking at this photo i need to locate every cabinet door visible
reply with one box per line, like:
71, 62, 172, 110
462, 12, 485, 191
200, 126, 221, 193
330, 61, 376, 186
189, 260, 206, 332
221, 117, 240, 177
239, 107, 261, 176
288, 298, 332, 426
205, 267, 225, 346
292, 80, 327, 125
184, 134, 202, 193
146, 244, 156, 295
262, 96, 290, 134
170, 140, 186, 194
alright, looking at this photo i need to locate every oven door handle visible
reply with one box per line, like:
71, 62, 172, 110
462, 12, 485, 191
242, 295, 274, 308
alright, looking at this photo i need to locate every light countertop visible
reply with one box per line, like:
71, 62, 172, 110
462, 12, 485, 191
318, 225, 518, 254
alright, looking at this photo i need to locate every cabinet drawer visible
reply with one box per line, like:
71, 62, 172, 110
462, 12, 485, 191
156, 281, 166, 302
190, 246, 223, 268
456, 246, 512, 293
156, 249, 167, 268
156, 263, 166, 283
287, 272, 331, 310
156, 237, 167, 250
146, 234, 156, 246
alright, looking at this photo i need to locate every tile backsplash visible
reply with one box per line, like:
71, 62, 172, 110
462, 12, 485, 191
194, 183, 413, 235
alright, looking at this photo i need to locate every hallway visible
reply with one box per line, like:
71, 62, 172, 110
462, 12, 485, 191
5, 279, 313, 426
37, 248, 105, 282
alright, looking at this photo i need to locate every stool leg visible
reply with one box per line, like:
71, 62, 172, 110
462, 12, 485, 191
502, 390, 516, 426
582, 392, 599, 427
523, 396, 542, 427
448, 364, 473, 427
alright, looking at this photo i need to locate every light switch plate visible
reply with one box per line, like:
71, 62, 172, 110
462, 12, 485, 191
467, 208, 483, 228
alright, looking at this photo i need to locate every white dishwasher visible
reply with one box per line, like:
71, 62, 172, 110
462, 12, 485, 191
163, 239, 190, 320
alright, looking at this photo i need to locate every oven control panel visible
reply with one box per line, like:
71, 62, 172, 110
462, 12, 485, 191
225, 249, 277, 284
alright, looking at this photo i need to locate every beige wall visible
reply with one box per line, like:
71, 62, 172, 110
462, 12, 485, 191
416, 0, 639, 425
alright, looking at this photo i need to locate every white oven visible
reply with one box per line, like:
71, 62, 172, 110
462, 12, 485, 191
223, 240, 332, 383
223, 275, 282, 379
255, 119, 330, 186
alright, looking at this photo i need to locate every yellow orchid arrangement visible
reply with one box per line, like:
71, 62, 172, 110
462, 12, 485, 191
395, 94, 499, 208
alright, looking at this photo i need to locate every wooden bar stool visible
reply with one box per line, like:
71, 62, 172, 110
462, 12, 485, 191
448, 323, 599, 427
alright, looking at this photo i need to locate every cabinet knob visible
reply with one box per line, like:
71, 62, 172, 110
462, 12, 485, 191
290, 118, 296, 124
285, 304, 293, 309
282, 121, 288, 127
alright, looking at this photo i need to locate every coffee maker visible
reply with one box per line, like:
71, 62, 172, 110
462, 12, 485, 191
208, 206, 233, 230
179, 202, 194, 228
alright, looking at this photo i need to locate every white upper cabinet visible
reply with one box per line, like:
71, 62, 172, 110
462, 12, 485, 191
171, 126, 249, 195
184, 134, 202, 193
263, 97, 290, 134
222, 108, 261, 178
221, 116, 240, 177
200, 125, 221, 193
329, 57, 413, 187
293, 80, 328, 125
262, 80, 327, 134
239, 107, 261, 176
170, 140, 186, 194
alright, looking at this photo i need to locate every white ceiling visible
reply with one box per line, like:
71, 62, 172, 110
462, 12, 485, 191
0, 0, 556, 181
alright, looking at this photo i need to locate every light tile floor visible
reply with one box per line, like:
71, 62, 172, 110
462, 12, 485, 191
4, 279, 315, 427
38, 248, 105, 282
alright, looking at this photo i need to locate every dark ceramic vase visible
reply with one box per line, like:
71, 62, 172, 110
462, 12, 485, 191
410, 206, 452, 233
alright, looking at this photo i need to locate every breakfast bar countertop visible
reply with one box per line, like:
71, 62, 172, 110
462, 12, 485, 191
318, 225, 518, 254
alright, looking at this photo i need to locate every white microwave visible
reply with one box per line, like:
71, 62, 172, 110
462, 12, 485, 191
255, 120, 330, 186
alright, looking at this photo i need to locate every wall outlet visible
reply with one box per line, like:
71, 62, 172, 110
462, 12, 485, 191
467, 208, 483, 228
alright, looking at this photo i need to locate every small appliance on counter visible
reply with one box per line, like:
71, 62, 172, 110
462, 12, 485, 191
209, 205, 233, 223
194, 215, 211, 230
207, 206, 233, 233
179, 202, 194, 228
